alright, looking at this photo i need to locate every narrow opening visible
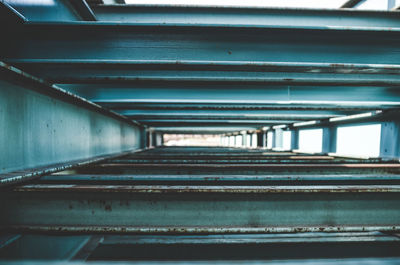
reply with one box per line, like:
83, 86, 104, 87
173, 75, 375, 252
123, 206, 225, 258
282, 131, 292, 151
336, 124, 381, 157
299, 129, 323, 153
235, 135, 243, 147
251, 134, 258, 148
163, 134, 221, 146
267, 131, 273, 149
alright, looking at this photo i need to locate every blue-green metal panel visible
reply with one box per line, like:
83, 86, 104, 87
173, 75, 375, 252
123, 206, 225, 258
0, 63, 141, 175
4, 0, 95, 21
58, 84, 400, 105
1, 185, 400, 231
3, 23, 400, 65
93, 5, 400, 29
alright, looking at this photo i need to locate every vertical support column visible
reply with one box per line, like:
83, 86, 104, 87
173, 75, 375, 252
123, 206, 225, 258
154, 133, 163, 147
242, 131, 247, 147
148, 131, 153, 148
273, 129, 283, 150
256, 132, 263, 148
388, 0, 396, 9
266, 130, 273, 149
258, 131, 267, 148
140, 127, 148, 149
380, 121, 400, 159
291, 129, 299, 151
322, 126, 337, 154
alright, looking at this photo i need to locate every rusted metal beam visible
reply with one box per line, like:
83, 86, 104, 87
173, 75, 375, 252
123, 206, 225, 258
1, 184, 400, 233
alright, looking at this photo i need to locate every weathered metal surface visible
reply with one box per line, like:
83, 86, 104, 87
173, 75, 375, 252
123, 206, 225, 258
39, 174, 400, 186
92, 5, 400, 29
9, 60, 400, 87
0, 1, 27, 23
6, 226, 400, 234
0, 62, 142, 180
86, 233, 400, 260
0, 234, 90, 260
107, 158, 380, 164
100, 232, 399, 244
82, 163, 400, 175
1, 258, 400, 264
3, 22, 400, 128
4, 0, 95, 21
1, 185, 399, 230
0, 62, 140, 127
12, 184, 400, 193
96, 102, 400, 111
0, 149, 142, 187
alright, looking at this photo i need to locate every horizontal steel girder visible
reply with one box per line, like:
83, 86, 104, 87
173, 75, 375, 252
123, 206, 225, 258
138, 120, 299, 126
94, 102, 400, 111
84, 233, 400, 260
3, 23, 400, 112
58, 84, 400, 104
7, 59, 400, 86
121, 113, 341, 121
92, 5, 400, 29
3, 0, 96, 21
3, 23, 400, 65
1, 184, 400, 233
117, 109, 356, 117
38, 173, 400, 186
147, 126, 260, 133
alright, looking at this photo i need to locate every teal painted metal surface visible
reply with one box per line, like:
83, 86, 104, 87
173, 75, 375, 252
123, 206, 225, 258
93, 4, 400, 29
4, 0, 96, 21
0, 62, 142, 180
1, 184, 400, 231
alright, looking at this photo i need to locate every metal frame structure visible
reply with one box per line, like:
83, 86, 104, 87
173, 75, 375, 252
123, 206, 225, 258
2, 0, 400, 263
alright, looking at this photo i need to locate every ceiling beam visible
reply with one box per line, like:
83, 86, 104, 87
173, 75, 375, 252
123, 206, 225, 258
2, 0, 96, 21
92, 4, 400, 29
95, 102, 400, 111
341, 0, 366, 8
9, 59, 400, 86
58, 83, 400, 106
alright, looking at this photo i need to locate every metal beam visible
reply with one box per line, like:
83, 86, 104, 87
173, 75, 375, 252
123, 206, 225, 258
0, 62, 139, 127
1, 184, 400, 233
8, 59, 400, 86
96, 102, 400, 112
139, 120, 297, 127
69, 0, 97, 21
341, 0, 366, 8
3, 23, 400, 66
117, 109, 350, 118
58, 84, 400, 105
150, 127, 259, 134
92, 4, 400, 29
3, 0, 95, 21
0, 1, 27, 23
0, 62, 141, 180
126, 114, 334, 121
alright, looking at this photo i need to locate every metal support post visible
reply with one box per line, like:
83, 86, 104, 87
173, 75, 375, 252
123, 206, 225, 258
322, 126, 337, 154
380, 121, 400, 159
291, 129, 299, 151
273, 129, 283, 149
242, 132, 247, 147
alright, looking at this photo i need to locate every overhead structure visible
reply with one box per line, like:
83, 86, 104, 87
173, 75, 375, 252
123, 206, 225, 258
1, 0, 400, 264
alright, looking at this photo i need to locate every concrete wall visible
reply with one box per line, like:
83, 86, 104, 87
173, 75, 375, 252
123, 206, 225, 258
0, 80, 141, 174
